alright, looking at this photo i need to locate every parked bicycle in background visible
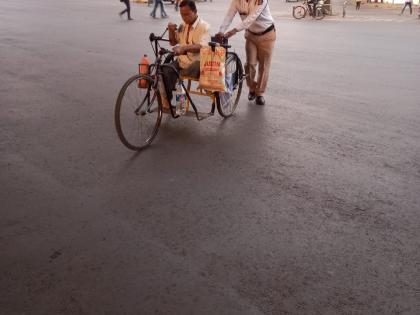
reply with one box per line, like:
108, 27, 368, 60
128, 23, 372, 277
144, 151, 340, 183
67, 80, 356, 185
293, 0, 329, 20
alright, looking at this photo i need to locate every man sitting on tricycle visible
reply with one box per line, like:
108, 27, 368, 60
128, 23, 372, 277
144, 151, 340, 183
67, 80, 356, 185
162, 0, 211, 104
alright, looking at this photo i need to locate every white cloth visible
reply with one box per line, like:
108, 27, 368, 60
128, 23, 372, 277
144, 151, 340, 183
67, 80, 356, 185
219, 0, 274, 34
175, 17, 210, 69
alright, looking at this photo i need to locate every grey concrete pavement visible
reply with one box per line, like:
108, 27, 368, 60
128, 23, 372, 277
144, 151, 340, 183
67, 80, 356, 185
1, 0, 420, 314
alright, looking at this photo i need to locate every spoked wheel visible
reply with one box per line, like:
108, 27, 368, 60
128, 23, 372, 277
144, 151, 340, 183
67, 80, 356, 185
315, 7, 325, 20
115, 74, 162, 151
216, 52, 243, 118
293, 6, 306, 19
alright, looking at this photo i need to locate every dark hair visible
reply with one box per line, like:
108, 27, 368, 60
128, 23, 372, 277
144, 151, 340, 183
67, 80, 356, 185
179, 0, 197, 13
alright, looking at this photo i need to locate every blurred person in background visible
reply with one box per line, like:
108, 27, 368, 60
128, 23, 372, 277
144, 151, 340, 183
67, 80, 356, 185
151, 0, 168, 18
119, 0, 133, 20
400, 0, 413, 15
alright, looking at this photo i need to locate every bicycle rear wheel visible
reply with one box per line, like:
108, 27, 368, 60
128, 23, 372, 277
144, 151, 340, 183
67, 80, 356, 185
115, 74, 162, 151
216, 52, 243, 118
293, 6, 306, 19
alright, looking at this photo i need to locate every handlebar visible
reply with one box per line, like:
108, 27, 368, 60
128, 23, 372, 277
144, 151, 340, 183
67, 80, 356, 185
150, 32, 231, 46
149, 32, 170, 43
209, 41, 231, 50
149, 31, 232, 56
209, 35, 231, 50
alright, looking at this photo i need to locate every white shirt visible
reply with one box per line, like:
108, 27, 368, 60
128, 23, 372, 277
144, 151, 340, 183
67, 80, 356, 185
175, 17, 210, 69
219, 0, 274, 34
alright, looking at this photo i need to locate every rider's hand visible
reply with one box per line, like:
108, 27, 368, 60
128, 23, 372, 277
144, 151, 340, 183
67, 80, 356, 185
173, 46, 185, 56
168, 22, 178, 32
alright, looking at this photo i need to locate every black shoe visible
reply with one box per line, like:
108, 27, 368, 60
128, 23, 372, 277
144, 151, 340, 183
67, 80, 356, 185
256, 96, 265, 106
248, 91, 256, 101
128, 17, 133, 20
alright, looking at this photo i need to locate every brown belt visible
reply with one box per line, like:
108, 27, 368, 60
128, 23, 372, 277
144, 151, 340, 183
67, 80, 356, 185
247, 24, 275, 36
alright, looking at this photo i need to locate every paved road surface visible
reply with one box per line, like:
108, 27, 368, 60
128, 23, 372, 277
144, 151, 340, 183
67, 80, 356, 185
1, 0, 419, 314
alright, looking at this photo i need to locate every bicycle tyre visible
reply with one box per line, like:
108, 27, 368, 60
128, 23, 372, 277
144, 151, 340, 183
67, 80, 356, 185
115, 74, 162, 151
293, 6, 306, 19
216, 52, 243, 118
315, 7, 325, 20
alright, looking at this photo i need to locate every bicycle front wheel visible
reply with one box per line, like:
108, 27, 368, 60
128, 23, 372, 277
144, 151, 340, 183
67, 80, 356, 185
115, 74, 162, 151
293, 6, 306, 19
216, 52, 243, 118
